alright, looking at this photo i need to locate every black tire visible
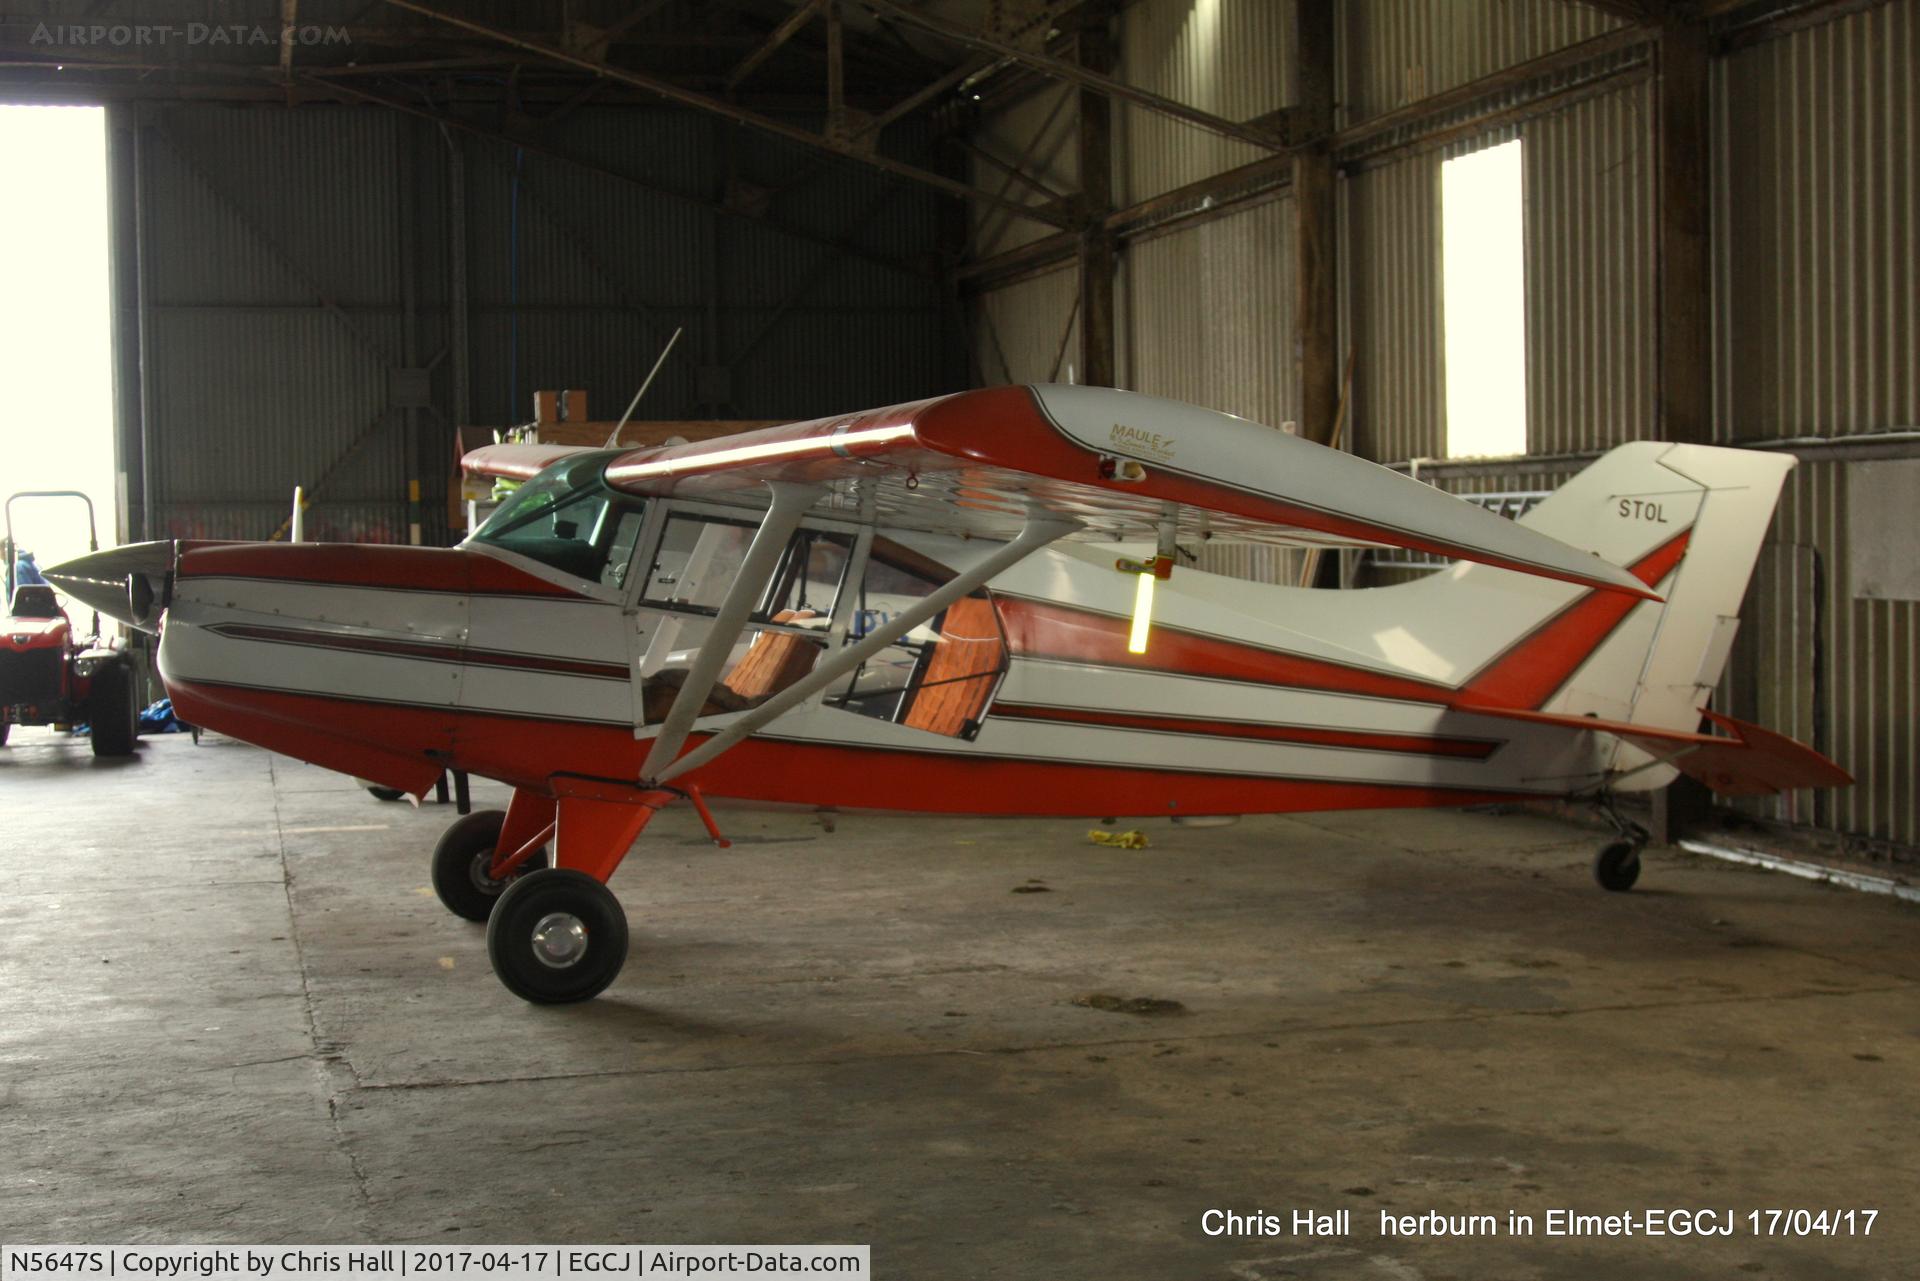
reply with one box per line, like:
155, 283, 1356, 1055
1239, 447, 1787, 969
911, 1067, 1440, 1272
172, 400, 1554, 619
88, 661, 138, 758
365, 784, 407, 802
486, 869, 629, 1004
1594, 839, 1642, 892
430, 810, 550, 922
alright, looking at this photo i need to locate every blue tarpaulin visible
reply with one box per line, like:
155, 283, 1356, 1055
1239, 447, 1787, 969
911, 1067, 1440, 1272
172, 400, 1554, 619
139, 698, 188, 733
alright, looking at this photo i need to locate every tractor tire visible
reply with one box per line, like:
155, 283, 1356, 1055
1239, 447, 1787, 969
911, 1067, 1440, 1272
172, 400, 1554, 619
88, 661, 138, 758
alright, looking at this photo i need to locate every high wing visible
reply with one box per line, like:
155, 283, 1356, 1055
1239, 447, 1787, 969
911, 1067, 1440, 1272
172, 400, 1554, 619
463, 384, 1654, 599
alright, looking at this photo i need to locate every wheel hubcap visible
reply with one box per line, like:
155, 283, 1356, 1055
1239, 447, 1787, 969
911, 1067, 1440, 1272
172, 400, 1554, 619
470, 850, 507, 894
530, 912, 589, 969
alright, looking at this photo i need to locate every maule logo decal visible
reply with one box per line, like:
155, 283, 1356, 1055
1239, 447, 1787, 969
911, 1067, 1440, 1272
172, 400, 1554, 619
1616, 498, 1669, 523
1109, 423, 1176, 460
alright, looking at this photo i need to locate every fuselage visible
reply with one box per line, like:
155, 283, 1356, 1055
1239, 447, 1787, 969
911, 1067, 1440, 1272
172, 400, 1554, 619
154, 506, 1624, 818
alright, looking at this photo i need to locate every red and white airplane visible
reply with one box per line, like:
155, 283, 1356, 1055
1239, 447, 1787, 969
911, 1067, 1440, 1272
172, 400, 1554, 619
50, 385, 1848, 1003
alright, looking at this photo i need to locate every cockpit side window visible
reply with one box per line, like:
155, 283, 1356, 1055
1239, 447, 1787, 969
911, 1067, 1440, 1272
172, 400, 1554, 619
471, 456, 643, 584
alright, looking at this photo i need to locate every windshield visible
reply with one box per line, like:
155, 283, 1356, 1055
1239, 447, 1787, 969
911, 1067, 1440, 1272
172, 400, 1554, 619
471, 455, 644, 586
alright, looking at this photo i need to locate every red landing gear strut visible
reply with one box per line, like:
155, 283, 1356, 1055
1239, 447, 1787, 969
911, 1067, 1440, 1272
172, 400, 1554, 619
425, 778, 730, 1003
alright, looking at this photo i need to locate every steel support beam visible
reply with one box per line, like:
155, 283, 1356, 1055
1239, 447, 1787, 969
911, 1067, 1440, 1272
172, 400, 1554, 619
374, 0, 1066, 227
1655, 15, 1712, 444
1560, 0, 1660, 22
729, 0, 821, 90
311, 76, 936, 278
1292, 0, 1339, 444
825, 0, 847, 140
852, 54, 999, 143
1074, 12, 1116, 388
863, 0, 1287, 152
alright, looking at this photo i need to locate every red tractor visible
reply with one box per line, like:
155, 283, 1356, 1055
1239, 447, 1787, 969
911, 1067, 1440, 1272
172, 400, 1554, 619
1, 491, 139, 756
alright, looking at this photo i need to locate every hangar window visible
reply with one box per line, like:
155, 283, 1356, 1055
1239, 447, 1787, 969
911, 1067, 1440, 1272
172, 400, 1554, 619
1441, 138, 1528, 458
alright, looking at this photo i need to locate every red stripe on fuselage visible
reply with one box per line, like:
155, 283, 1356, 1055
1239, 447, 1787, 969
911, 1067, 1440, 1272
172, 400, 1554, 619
992, 702, 1499, 759
1457, 529, 1690, 709
178, 543, 584, 598
997, 597, 1459, 704
1000, 531, 1691, 712
165, 678, 1529, 818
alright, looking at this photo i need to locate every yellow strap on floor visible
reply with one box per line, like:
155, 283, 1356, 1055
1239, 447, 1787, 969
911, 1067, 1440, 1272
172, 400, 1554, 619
1087, 828, 1149, 849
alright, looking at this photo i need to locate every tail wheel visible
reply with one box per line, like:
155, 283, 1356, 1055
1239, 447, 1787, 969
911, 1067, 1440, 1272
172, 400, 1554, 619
430, 809, 550, 922
486, 869, 629, 1004
1593, 839, 1643, 892
87, 661, 138, 758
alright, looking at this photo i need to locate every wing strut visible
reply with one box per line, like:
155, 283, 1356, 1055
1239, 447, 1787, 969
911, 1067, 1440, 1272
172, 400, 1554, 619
650, 514, 1078, 787
639, 482, 823, 779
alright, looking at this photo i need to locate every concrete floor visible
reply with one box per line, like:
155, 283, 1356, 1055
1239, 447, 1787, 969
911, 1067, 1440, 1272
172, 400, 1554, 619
0, 728, 1914, 1280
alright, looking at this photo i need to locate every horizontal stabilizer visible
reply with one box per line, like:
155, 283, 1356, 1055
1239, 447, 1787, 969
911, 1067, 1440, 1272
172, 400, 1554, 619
1458, 704, 1851, 796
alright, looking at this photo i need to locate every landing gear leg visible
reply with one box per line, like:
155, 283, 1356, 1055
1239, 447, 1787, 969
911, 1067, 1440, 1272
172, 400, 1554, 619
484, 790, 662, 1004
1590, 794, 1649, 893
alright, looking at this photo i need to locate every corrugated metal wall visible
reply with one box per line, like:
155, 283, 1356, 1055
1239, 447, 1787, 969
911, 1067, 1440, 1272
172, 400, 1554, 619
1715, 459, 1919, 852
1524, 81, 1655, 454
961, 0, 1917, 854
1117, 0, 1292, 203
1712, 1, 1918, 851
1715, 0, 1919, 440
974, 265, 1079, 383
1340, 0, 1624, 123
119, 103, 958, 546
133, 107, 411, 543
969, 84, 1076, 259
1125, 196, 1297, 428
1343, 151, 1443, 462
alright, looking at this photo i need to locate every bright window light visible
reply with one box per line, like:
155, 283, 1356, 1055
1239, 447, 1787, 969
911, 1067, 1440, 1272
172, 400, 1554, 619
0, 105, 116, 578
1441, 139, 1527, 458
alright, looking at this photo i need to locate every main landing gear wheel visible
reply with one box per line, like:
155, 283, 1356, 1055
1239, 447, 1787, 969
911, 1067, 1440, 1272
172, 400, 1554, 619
1593, 839, 1643, 892
486, 869, 629, 1004
430, 809, 550, 922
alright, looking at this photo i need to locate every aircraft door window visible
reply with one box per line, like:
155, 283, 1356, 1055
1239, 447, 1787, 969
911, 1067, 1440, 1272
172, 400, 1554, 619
762, 529, 854, 622
634, 513, 855, 723
641, 514, 756, 612
826, 538, 1008, 740
599, 506, 649, 591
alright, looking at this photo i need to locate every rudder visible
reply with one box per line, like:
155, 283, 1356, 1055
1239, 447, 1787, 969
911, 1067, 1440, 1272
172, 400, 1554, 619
1507, 441, 1795, 736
